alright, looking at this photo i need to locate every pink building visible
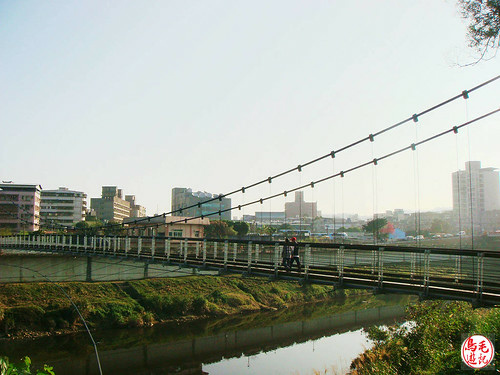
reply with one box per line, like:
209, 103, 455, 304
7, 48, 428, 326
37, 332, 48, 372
124, 216, 210, 238
0, 183, 42, 233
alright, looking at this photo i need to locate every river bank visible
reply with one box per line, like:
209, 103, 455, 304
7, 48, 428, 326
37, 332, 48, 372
350, 300, 500, 374
0, 274, 382, 340
1, 293, 414, 374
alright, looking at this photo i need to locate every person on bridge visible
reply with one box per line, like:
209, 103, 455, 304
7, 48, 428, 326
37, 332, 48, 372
282, 237, 291, 271
290, 237, 301, 272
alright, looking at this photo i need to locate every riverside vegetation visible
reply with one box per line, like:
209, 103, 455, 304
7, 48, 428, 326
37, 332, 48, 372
0, 274, 374, 339
351, 300, 500, 374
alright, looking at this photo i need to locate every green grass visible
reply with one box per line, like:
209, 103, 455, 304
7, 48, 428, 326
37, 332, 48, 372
0, 274, 364, 337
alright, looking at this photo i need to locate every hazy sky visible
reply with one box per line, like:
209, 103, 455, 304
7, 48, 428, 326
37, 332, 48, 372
1, 1, 499, 219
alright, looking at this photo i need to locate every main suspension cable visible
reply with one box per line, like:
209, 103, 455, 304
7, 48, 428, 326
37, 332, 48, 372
135, 108, 500, 228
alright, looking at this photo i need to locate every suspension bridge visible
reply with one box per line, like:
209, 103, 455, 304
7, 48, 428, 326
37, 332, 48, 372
1, 234, 499, 306
1, 76, 499, 306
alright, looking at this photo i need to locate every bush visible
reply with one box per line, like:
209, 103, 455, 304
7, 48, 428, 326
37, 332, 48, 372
208, 290, 227, 303
90, 303, 144, 328
0, 356, 54, 375
351, 301, 495, 374
192, 296, 208, 314
3, 305, 46, 332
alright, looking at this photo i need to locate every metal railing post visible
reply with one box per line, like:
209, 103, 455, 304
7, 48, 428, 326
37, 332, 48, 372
233, 243, 237, 262
476, 252, 484, 301
378, 247, 384, 288
151, 236, 155, 260
138, 236, 142, 258
202, 240, 207, 266
247, 241, 253, 273
93, 236, 97, 254
255, 243, 259, 263
455, 255, 461, 283
304, 244, 311, 279
166, 238, 171, 261
274, 243, 279, 277
424, 250, 430, 295
183, 239, 188, 264
338, 246, 344, 285
410, 252, 416, 279
224, 241, 228, 270
196, 242, 200, 258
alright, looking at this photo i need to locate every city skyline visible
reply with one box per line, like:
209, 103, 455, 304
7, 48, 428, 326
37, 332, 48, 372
3, 160, 499, 223
1, 2, 499, 218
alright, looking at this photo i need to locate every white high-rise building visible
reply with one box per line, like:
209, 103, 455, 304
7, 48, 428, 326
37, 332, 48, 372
452, 161, 500, 233
40, 187, 87, 227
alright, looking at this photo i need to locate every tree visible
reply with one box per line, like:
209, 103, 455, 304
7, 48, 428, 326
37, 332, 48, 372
103, 220, 125, 236
231, 221, 249, 237
263, 225, 276, 236
204, 220, 236, 239
362, 218, 388, 241
74, 220, 103, 235
459, 0, 500, 63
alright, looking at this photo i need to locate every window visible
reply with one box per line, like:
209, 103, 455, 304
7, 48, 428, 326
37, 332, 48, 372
168, 229, 183, 237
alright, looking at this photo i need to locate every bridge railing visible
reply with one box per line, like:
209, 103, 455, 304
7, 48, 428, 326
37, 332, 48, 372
1, 234, 499, 304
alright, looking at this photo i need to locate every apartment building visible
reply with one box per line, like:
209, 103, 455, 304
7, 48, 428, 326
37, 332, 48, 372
0, 183, 42, 232
40, 187, 87, 227
452, 161, 500, 232
125, 195, 146, 218
172, 188, 231, 221
91, 186, 131, 223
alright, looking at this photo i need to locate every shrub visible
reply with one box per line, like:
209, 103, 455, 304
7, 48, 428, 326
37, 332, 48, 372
90, 303, 144, 328
351, 301, 495, 374
0, 356, 54, 375
208, 290, 227, 303
192, 296, 208, 314
4, 305, 46, 329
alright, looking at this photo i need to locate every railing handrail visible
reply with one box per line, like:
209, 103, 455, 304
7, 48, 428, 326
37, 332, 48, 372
1, 234, 499, 258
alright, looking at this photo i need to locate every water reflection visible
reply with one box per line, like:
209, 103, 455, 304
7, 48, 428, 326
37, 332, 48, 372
205, 330, 369, 375
0, 294, 412, 375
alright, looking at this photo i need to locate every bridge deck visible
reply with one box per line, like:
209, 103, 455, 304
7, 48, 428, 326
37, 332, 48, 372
1, 235, 499, 306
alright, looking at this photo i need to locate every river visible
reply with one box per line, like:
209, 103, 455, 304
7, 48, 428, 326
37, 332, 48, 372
0, 294, 413, 375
